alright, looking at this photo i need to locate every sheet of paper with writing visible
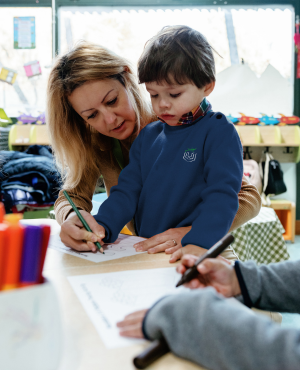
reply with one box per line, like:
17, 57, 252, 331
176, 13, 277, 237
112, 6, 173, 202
68, 268, 185, 348
48, 233, 147, 263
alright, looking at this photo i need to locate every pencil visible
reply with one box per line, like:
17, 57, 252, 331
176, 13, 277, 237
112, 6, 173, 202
63, 190, 104, 254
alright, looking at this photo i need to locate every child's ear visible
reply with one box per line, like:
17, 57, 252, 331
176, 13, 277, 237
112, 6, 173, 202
204, 81, 215, 96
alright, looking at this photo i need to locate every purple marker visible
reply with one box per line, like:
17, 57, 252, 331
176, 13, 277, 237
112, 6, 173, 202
20, 225, 43, 287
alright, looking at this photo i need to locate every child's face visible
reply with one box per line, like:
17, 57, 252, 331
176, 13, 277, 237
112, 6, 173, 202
145, 79, 215, 126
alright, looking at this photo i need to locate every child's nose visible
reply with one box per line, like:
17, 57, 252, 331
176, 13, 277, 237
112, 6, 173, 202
159, 98, 171, 109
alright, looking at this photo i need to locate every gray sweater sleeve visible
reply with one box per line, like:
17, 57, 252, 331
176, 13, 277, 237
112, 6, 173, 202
143, 288, 300, 370
238, 260, 300, 312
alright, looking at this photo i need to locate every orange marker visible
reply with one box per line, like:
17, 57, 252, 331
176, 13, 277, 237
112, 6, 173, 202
3, 214, 24, 290
0, 203, 5, 222
0, 223, 8, 291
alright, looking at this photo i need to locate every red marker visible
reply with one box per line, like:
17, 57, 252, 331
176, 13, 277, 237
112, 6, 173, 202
0, 203, 5, 222
0, 223, 8, 291
37, 225, 51, 283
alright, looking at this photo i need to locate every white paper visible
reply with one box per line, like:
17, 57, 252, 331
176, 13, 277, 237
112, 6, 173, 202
48, 233, 147, 263
68, 268, 185, 348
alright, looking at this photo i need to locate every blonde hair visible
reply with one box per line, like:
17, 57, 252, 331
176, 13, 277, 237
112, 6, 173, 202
47, 41, 154, 190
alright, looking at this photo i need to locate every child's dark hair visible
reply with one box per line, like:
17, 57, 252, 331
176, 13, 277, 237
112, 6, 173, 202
138, 25, 218, 88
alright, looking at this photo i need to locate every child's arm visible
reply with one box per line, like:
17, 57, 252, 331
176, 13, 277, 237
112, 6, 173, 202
93, 131, 145, 243
181, 114, 243, 250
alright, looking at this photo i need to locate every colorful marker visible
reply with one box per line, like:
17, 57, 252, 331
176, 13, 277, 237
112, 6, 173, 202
3, 214, 24, 290
37, 225, 51, 283
0, 224, 8, 291
0, 203, 5, 222
20, 225, 43, 287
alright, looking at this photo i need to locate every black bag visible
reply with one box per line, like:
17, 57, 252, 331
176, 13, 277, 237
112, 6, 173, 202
259, 152, 287, 196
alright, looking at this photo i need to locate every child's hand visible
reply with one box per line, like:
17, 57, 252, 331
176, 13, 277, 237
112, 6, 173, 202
133, 226, 191, 254
60, 210, 105, 252
176, 254, 241, 297
169, 244, 207, 263
117, 309, 148, 338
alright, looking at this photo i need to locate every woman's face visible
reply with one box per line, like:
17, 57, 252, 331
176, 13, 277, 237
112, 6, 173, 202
68, 79, 136, 140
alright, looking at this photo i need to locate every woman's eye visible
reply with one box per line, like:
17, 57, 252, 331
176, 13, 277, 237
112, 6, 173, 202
150, 94, 158, 98
170, 93, 181, 98
87, 112, 97, 120
107, 97, 117, 106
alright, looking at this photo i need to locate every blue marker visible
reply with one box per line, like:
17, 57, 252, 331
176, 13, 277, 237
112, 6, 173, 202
20, 225, 43, 287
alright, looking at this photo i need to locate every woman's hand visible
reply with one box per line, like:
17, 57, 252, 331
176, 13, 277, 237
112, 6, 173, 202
117, 309, 148, 338
133, 227, 191, 254
169, 244, 208, 263
176, 254, 241, 297
60, 210, 105, 252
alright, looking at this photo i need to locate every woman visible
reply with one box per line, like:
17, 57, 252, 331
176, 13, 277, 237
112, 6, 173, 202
47, 41, 261, 262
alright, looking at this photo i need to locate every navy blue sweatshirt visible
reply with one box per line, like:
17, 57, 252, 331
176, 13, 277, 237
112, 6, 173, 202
94, 112, 243, 249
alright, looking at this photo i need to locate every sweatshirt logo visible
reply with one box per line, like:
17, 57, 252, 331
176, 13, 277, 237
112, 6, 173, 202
183, 148, 197, 162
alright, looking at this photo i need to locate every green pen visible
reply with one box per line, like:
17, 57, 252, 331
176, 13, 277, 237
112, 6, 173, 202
63, 190, 104, 254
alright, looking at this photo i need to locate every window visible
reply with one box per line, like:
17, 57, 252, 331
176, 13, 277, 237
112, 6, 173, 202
0, 7, 52, 117
59, 5, 294, 116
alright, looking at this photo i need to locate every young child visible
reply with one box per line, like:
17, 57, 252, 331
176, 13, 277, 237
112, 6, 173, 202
94, 25, 243, 256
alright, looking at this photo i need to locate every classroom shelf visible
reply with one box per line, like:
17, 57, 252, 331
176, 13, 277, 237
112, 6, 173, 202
235, 125, 300, 163
8, 124, 50, 150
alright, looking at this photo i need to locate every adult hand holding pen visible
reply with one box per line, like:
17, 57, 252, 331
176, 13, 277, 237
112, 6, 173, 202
176, 254, 241, 297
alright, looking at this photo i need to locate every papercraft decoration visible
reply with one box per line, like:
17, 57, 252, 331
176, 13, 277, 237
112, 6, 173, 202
24, 61, 42, 78
259, 114, 279, 126
0, 67, 17, 85
17, 113, 37, 125
278, 114, 300, 126
226, 114, 238, 124
36, 112, 46, 124
14, 17, 36, 49
237, 113, 260, 125
231, 113, 300, 126
0, 109, 12, 126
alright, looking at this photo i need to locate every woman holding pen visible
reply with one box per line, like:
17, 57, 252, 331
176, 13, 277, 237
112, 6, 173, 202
48, 41, 261, 262
118, 255, 300, 370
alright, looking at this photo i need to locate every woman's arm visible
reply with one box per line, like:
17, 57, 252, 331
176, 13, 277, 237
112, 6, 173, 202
54, 187, 94, 226
55, 152, 121, 251
229, 176, 261, 232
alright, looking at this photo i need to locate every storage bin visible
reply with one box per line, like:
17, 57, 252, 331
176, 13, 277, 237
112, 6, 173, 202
0, 279, 62, 370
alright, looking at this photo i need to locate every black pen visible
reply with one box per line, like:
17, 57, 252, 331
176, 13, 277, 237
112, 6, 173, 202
133, 338, 170, 369
176, 233, 234, 287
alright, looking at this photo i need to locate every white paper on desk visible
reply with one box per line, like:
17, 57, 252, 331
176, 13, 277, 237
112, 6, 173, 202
68, 268, 185, 348
48, 233, 146, 263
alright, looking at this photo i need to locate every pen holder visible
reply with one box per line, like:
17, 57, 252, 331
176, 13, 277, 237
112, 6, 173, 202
0, 279, 62, 370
